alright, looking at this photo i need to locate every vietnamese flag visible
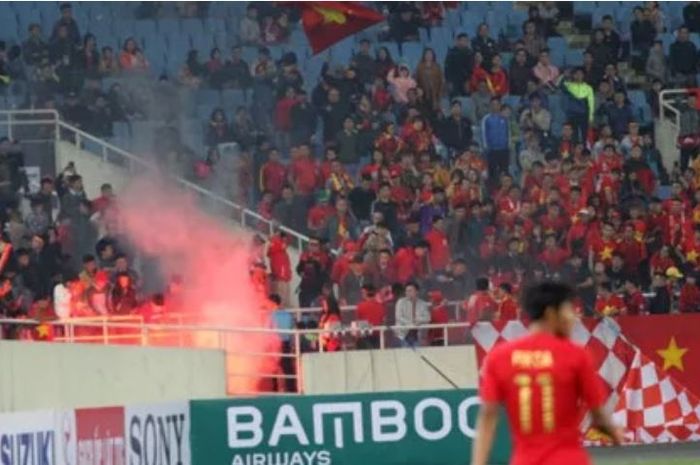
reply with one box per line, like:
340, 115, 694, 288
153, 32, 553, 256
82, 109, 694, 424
300, 2, 385, 54
617, 314, 700, 398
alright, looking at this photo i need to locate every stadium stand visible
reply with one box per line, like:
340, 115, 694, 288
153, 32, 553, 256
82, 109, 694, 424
0, 0, 699, 356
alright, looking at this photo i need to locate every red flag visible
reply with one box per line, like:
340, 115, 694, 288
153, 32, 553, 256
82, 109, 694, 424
300, 2, 385, 54
617, 314, 700, 399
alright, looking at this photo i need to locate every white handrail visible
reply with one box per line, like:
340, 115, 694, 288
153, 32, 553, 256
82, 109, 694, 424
0, 110, 313, 250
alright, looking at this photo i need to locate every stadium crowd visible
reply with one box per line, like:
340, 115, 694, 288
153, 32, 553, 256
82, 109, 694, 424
1, 2, 700, 350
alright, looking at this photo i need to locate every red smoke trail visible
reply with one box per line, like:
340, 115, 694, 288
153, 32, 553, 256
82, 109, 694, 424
116, 178, 280, 394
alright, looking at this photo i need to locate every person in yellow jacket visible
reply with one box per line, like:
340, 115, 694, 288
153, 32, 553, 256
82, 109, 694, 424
559, 67, 595, 144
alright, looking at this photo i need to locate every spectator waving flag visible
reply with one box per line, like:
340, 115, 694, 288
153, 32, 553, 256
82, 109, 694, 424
300, 2, 385, 54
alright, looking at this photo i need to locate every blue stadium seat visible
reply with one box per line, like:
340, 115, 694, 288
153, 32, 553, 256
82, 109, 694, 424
329, 37, 354, 66
113, 121, 132, 139
158, 19, 181, 36
182, 18, 204, 37
400, 42, 423, 71
196, 89, 222, 107
0, 6, 17, 39
204, 18, 226, 37
222, 89, 247, 109
565, 49, 584, 67
17, 8, 41, 36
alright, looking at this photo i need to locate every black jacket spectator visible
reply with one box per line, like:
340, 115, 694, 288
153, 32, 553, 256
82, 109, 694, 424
348, 177, 376, 223
684, 3, 700, 33
444, 35, 474, 96
22, 25, 49, 66
51, 4, 81, 44
509, 51, 532, 96
670, 29, 699, 76
224, 48, 252, 88
390, 6, 420, 43
289, 96, 317, 146
438, 110, 473, 153
473, 24, 498, 65
630, 14, 657, 52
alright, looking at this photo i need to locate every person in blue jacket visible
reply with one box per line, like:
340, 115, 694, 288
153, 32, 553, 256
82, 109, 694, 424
480, 97, 510, 182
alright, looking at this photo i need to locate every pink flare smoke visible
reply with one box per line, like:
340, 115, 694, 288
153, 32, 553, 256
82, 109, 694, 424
116, 178, 279, 394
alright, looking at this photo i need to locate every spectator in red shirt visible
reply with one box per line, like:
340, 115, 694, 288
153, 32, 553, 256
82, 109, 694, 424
463, 277, 497, 323
267, 232, 292, 306
679, 274, 700, 313
594, 282, 627, 317
622, 278, 646, 315
288, 144, 318, 196
617, 222, 647, 276
494, 282, 519, 321
589, 221, 618, 268
259, 148, 287, 199
394, 241, 431, 284
428, 290, 450, 346
425, 216, 450, 271
356, 283, 386, 348
539, 233, 570, 272
91, 183, 114, 215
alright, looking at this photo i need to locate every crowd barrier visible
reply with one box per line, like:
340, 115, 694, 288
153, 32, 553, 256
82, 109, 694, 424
0, 390, 511, 465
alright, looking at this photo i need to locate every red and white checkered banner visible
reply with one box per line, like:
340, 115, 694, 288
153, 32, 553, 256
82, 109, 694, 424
470, 317, 700, 444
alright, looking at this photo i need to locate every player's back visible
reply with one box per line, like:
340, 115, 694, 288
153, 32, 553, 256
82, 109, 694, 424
481, 332, 604, 465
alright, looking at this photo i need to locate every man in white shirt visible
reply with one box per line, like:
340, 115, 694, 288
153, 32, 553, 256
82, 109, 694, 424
394, 281, 431, 347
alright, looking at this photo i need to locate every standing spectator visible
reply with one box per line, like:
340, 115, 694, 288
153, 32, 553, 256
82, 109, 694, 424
509, 49, 532, 97
356, 284, 385, 348
602, 92, 635, 139
296, 238, 328, 307
587, 29, 614, 76
481, 97, 510, 180
670, 26, 698, 86
444, 33, 474, 97
649, 273, 671, 314
339, 256, 366, 305
318, 295, 342, 351
438, 100, 473, 154
374, 46, 395, 80
178, 50, 205, 89
98, 46, 119, 76
631, 7, 657, 57
519, 94, 551, 134
268, 294, 296, 391
473, 23, 497, 66
205, 108, 232, 147
415, 48, 444, 111
267, 233, 292, 306
678, 94, 700, 172
240, 5, 261, 45
77, 34, 100, 82
353, 39, 376, 85
386, 63, 416, 105
486, 54, 509, 97
111, 272, 138, 315
685, 2, 700, 33
522, 20, 546, 59
288, 90, 316, 146
325, 197, 359, 248
321, 87, 351, 143
335, 116, 361, 170
52, 3, 80, 44
23, 24, 49, 66
562, 68, 595, 143
463, 277, 496, 323
348, 175, 376, 224
601, 15, 622, 62
223, 46, 252, 89
645, 40, 667, 83
391, 5, 420, 43
119, 38, 148, 72
394, 281, 430, 347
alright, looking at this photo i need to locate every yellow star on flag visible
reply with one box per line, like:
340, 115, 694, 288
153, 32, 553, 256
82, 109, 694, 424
688, 250, 699, 264
314, 6, 347, 24
36, 324, 50, 338
657, 337, 688, 371
600, 246, 614, 261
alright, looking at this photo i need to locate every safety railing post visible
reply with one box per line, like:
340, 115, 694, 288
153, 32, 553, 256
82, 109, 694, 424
294, 331, 301, 393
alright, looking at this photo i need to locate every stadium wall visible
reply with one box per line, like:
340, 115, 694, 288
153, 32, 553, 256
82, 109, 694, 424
301, 346, 479, 394
0, 341, 226, 412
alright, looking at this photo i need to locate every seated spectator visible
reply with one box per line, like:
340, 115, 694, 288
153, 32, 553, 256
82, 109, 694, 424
178, 50, 205, 89
645, 40, 667, 83
205, 108, 232, 147
98, 46, 119, 76
532, 49, 560, 90
394, 281, 430, 346
374, 46, 395, 81
486, 54, 509, 97
519, 94, 551, 134
602, 91, 634, 139
119, 38, 149, 72
685, 2, 700, 33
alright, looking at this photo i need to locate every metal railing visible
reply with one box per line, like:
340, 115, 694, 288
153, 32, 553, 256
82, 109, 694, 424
0, 316, 476, 395
657, 88, 693, 171
0, 110, 313, 251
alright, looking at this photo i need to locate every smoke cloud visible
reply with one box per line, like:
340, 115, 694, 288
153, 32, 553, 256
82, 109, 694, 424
116, 177, 279, 394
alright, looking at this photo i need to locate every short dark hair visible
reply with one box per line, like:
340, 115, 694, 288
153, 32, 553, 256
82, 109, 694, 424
475, 277, 489, 291
522, 281, 575, 321
499, 282, 513, 294
268, 293, 282, 305
405, 281, 419, 291
82, 254, 95, 263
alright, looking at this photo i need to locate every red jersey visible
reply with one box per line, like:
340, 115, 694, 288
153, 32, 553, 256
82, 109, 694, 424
498, 296, 520, 321
290, 158, 318, 195
679, 283, 700, 313
538, 247, 570, 271
589, 238, 618, 266
266, 235, 291, 282
480, 332, 605, 465
625, 291, 646, 316
425, 229, 450, 271
463, 291, 496, 324
616, 238, 646, 273
356, 298, 385, 326
260, 161, 287, 198
594, 294, 626, 316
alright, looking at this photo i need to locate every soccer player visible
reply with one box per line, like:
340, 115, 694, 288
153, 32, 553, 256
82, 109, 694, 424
471, 281, 623, 465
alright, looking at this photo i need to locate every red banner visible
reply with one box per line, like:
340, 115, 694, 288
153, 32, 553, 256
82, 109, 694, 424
617, 314, 700, 399
75, 406, 126, 465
